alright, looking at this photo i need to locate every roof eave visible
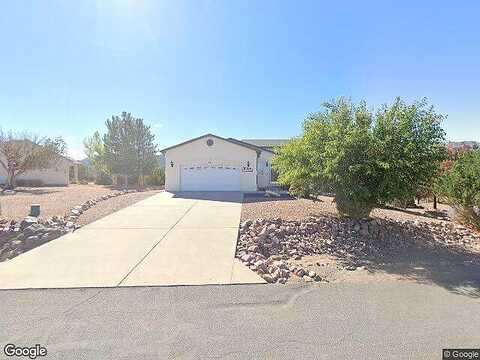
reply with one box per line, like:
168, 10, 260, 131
160, 133, 261, 154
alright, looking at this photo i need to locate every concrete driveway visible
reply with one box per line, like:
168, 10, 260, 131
0, 192, 264, 289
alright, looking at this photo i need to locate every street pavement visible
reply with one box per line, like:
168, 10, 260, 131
0, 281, 478, 359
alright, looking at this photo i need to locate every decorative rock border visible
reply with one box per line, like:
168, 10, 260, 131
0, 188, 155, 262
236, 216, 480, 284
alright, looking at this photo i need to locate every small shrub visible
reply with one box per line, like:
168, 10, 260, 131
95, 172, 113, 185
437, 149, 480, 228
335, 192, 375, 218
16, 179, 44, 187
146, 167, 165, 186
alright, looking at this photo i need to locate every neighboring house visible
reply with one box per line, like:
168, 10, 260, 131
241, 139, 289, 152
161, 133, 279, 192
447, 141, 479, 149
0, 154, 75, 186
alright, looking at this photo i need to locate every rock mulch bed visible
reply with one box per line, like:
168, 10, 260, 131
0, 189, 150, 262
236, 216, 480, 284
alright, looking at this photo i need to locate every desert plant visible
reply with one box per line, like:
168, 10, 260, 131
272, 98, 380, 216
146, 167, 165, 186
373, 98, 447, 205
94, 171, 113, 185
272, 97, 447, 218
436, 149, 480, 228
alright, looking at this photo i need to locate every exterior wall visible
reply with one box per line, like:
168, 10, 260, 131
164, 136, 258, 192
0, 156, 71, 186
257, 151, 275, 189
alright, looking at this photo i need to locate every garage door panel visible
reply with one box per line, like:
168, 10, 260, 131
181, 165, 241, 191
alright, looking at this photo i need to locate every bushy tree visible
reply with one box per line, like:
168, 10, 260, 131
0, 130, 66, 189
436, 149, 480, 228
374, 98, 447, 206
102, 112, 158, 187
272, 97, 447, 218
83, 130, 109, 183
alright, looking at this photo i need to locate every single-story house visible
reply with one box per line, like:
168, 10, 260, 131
0, 154, 77, 186
161, 134, 287, 192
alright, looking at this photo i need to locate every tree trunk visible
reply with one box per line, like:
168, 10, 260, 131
124, 174, 128, 189
6, 168, 16, 189
433, 196, 437, 210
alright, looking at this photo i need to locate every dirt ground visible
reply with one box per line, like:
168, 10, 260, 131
288, 254, 404, 284
288, 249, 480, 297
241, 195, 452, 224
0, 184, 114, 221
0, 184, 162, 221
77, 189, 162, 226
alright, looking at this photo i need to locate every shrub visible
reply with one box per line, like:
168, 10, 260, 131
272, 97, 447, 218
373, 98, 447, 205
146, 167, 165, 186
16, 179, 44, 187
437, 149, 480, 228
94, 172, 113, 185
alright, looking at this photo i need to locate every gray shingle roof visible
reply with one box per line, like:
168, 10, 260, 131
241, 139, 289, 148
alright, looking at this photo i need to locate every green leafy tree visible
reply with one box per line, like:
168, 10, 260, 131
0, 130, 66, 189
436, 149, 480, 228
103, 112, 158, 187
83, 131, 108, 181
374, 98, 447, 206
272, 97, 447, 218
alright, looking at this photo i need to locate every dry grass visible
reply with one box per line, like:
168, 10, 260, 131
241, 195, 453, 224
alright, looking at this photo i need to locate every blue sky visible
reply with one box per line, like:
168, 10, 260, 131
1, 0, 479, 159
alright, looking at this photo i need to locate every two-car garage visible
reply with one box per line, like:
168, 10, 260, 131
180, 165, 241, 191
162, 134, 269, 192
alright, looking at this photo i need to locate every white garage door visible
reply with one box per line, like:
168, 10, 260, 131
181, 165, 241, 191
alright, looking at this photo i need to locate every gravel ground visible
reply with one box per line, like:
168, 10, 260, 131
241, 195, 453, 224
77, 189, 163, 226
0, 185, 116, 221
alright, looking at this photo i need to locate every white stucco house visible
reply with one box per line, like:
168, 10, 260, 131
0, 155, 76, 187
161, 134, 283, 192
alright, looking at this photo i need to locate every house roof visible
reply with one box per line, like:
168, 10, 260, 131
227, 138, 275, 154
3, 139, 75, 164
241, 139, 289, 148
160, 133, 262, 154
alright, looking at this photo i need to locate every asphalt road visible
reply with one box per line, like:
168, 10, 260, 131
0, 282, 479, 359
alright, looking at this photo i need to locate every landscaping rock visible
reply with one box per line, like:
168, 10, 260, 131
20, 216, 38, 229
236, 215, 480, 284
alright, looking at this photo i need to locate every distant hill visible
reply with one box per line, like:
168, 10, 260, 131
447, 141, 479, 149
80, 158, 91, 166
